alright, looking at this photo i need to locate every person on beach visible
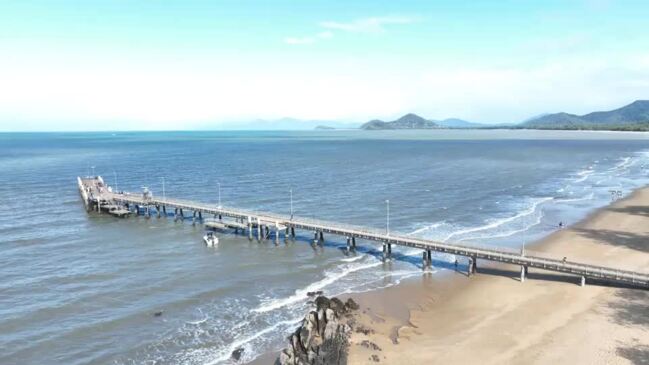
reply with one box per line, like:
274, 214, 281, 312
454, 259, 458, 271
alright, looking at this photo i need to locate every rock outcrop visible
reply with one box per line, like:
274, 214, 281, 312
276, 296, 359, 365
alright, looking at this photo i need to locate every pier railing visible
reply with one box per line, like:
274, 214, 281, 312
80, 178, 649, 288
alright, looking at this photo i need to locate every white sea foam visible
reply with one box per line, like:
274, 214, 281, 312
573, 168, 595, 183
341, 255, 364, 263
555, 192, 595, 203
407, 220, 446, 236
612, 156, 632, 171
461, 212, 545, 242
183, 308, 209, 325
443, 197, 552, 242
253, 260, 382, 313
201, 316, 303, 365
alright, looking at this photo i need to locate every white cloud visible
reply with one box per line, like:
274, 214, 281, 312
284, 16, 412, 45
320, 16, 415, 33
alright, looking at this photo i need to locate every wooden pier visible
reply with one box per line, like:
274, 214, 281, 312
78, 176, 649, 289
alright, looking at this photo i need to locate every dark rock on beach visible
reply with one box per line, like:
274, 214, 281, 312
360, 340, 381, 351
276, 296, 359, 365
231, 347, 244, 361
354, 324, 374, 335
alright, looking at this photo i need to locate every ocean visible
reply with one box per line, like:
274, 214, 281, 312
1, 129, 648, 364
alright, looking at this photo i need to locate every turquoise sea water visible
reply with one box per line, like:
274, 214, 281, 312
1, 130, 648, 364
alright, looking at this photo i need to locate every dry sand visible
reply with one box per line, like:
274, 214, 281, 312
347, 187, 649, 365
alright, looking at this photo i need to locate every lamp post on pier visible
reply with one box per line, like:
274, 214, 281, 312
217, 181, 221, 208
290, 188, 294, 220
386, 199, 390, 236
161, 177, 166, 203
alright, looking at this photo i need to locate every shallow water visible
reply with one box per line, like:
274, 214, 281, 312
1, 130, 648, 364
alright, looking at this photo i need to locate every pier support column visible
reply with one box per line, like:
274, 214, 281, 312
135, 205, 140, 216
275, 225, 280, 245
346, 237, 352, 252
285, 227, 290, 242
427, 250, 432, 267
314, 232, 319, 245
198, 211, 202, 223
423, 252, 428, 270
180, 209, 184, 221
156, 205, 161, 218
352, 237, 356, 250
174, 208, 178, 221
291, 227, 296, 240
520, 265, 526, 283
472, 256, 477, 274
248, 217, 253, 241
162, 206, 166, 216
256, 219, 262, 242
580, 276, 586, 287
467, 258, 473, 276
145, 206, 150, 219
319, 231, 324, 243
382, 243, 387, 261
192, 211, 196, 226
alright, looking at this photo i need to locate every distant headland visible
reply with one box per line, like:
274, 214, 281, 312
315, 100, 649, 131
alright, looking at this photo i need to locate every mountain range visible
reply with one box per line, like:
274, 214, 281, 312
359, 114, 484, 130
522, 100, 649, 129
207, 100, 649, 131
358, 100, 649, 131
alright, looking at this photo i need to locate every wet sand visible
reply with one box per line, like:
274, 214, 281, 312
347, 186, 649, 365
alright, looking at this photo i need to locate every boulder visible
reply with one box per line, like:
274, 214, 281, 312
231, 347, 244, 361
276, 296, 359, 365
314, 296, 330, 311
344, 298, 359, 311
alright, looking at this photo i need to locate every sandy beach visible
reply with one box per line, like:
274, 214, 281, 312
346, 186, 649, 365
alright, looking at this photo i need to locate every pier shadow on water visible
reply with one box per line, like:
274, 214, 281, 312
293, 233, 462, 272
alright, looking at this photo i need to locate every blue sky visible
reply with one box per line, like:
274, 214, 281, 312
1, 0, 649, 131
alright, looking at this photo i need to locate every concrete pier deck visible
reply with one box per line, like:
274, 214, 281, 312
78, 176, 649, 289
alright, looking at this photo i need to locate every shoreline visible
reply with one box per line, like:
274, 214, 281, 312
248, 186, 649, 365
345, 185, 649, 364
